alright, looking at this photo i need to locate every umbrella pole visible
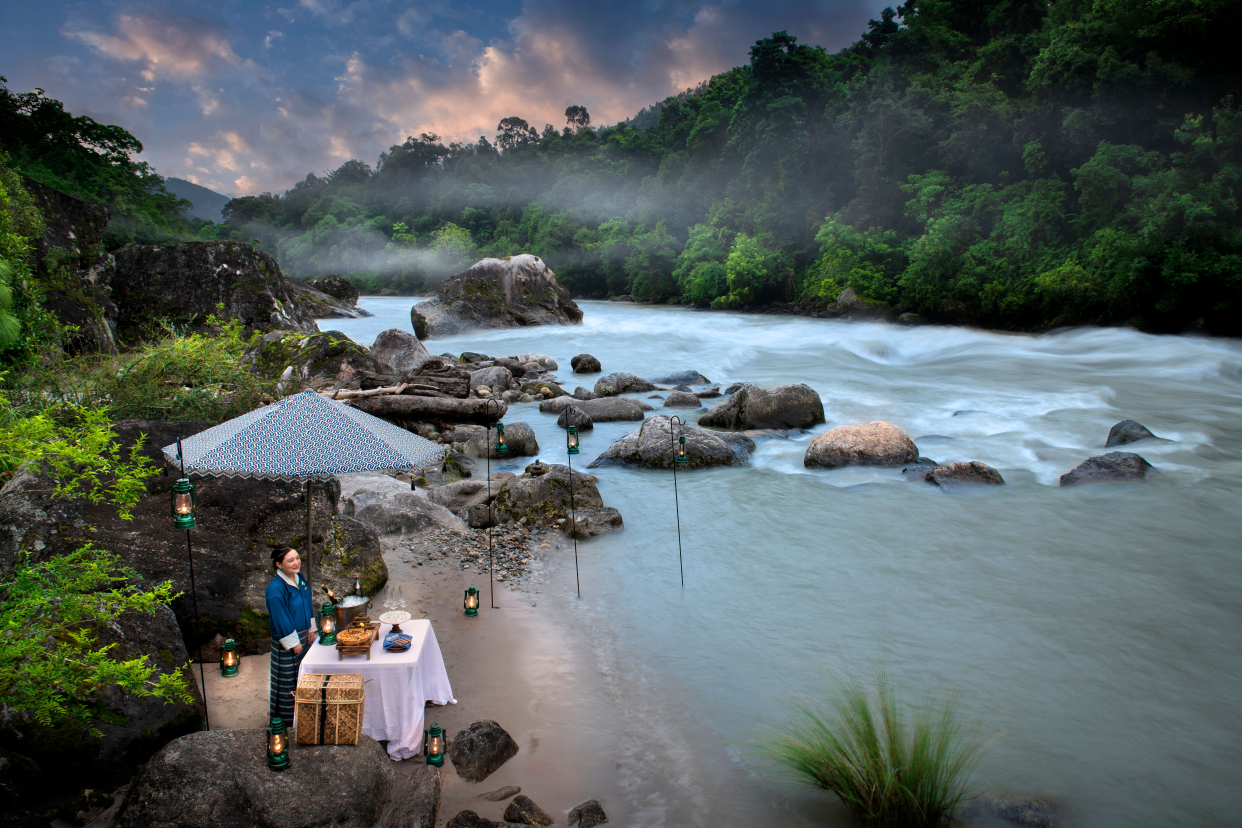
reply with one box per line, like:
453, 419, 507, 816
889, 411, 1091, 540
305, 480, 313, 594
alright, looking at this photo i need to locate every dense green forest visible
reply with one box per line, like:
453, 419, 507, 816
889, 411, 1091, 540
3, 0, 1242, 334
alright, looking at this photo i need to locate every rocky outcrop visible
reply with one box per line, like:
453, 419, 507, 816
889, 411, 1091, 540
310, 274, 360, 306
286, 279, 371, 319
350, 394, 508, 426
116, 730, 395, 828
594, 372, 657, 396
412, 255, 582, 338
372, 328, 433, 374
340, 473, 468, 536
22, 176, 119, 354
480, 465, 622, 537
804, 421, 919, 468
650, 370, 711, 385
382, 763, 442, 828
446, 720, 519, 783
925, 461, 1004, 487
568, 800, 609, 828
1106, 420, 1157, 447
410, 306, 429, 339
1059, 452, 1154, 486
504, 795, 554, 826
663, 390, 701, 408
539, 396, 652, 421
242, 329, 386, 385
827, 287, 890, 321
699, 383, 825, 430
571, 354, 602, 373
589, 415, 753, 470
111, 241, 316, 342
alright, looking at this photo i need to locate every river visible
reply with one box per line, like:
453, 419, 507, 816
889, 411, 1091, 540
324, 298, 1242, 827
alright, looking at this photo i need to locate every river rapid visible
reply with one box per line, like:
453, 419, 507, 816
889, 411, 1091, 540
326, 298, 1242, 827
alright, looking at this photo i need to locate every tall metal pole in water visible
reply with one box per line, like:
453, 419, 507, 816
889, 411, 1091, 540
669, 417, 686, 588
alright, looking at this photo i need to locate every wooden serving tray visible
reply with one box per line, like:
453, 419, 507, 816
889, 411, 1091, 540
335, 624, 378, 660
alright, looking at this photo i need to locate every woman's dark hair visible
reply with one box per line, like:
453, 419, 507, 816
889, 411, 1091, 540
271, 545, 297, 570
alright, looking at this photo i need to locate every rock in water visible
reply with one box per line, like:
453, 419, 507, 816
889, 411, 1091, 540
571, 353, 602, 373
557, 404, 594, 431
446, 721, 519, 783
572, 386, 603, 400
110, 241, 317, 342
511, 353, 559, 371
589, 415, 753, 469
1059, 452, 1154, 486
504, 795, 554, 826
540, 396, 652, 422
1106, 419, 1157, 447
309, 274, 359, 305
445, 812, 506, 828
116, 731, 395, 828
831, 287, 889, 321
594, 372, 657, 396
382, 763, 442, 828
926, 461, 1004, 487
372, 328, 433, 374
568, 799, 609, 828
477, 786, 521, 802
477, 465, 623, 537
804, 421, 919, 468
412, 255, 582, 338
650, 370, 711, 385
663, 390, 702, 409
699, 383, 826, 430
286, 279, 371, 319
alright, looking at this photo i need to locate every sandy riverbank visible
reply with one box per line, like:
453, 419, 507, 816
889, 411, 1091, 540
195, 486, 632, 826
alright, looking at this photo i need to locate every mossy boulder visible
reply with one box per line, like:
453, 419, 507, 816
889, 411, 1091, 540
110, 241, 316, 343
309, 274, 360, 305
241, 329, 385, 385
286, 279, 370, 319
484, 465, 622, 537
412, 255, 582, 338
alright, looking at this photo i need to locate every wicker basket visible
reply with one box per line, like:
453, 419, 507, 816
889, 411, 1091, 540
293, 673, 369, 746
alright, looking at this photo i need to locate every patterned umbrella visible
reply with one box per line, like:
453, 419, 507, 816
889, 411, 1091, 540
162, 389, 446, 480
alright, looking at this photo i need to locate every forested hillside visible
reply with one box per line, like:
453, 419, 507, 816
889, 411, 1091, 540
218, 0, 1242, 333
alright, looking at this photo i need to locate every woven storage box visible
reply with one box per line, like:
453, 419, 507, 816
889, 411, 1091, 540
294, 673, 367, 746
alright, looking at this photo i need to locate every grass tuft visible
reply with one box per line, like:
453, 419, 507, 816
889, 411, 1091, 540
755, 667, 986, 827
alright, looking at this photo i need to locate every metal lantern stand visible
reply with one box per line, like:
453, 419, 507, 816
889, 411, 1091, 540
483, 400, 506, 609
565, 418, 582, 598
173, 439, 210, 730
668, 418, 688, 588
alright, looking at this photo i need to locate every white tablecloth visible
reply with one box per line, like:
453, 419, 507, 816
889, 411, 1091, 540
297, 620, 456, 760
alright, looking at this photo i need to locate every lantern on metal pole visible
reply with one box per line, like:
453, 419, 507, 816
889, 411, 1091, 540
172, 438, 209, 730
565, 416, 582, 598
484, 399, 506, 609
669, 417, 687, 587
219, 638, 239, 677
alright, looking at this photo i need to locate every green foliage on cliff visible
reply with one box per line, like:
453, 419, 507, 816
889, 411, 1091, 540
219, 0, 1241, 333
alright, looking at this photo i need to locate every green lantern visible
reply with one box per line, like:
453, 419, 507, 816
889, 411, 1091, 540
423, 722, 445, 766
463, 585, 480, 616
219, 638, 239, 677
676, 434, 688, 464
267, 717, 290, 770
496, 421, 508, 455
170, 477, 197, 529
317, 602, 337, 645
567, 426, 580, 455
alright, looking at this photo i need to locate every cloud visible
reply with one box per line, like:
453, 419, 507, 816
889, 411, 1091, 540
67, 13, 239, 81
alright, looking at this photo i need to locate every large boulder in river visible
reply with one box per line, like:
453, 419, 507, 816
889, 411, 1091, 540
595, 372, 657, 396
699, 383, 825, 430
571, 354, 602, 373
1106, 419, 1157, 447
540, 396, 652, 421
285, 279, 371, 319
484, 465, 622, 537
1059, 452, 1154, 486
116, 730, 395, 828
804, 421, 919, 468
651, 369, 711, 385
309, 274, 360, 305
925, 461, 1004, 488
242, 329, 385, 385
412, 255, 582, 338
372, 328, 433, 374
110, 241, 317, 343
589, 415, 753, 470
663, 390, 701, 408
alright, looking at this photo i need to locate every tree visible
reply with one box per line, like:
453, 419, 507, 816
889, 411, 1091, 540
496, 117, 538, 152
565, 105, 591, 130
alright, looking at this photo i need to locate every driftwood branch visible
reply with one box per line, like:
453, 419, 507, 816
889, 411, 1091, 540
326, 383, 410, 400
350, 394, 507, 424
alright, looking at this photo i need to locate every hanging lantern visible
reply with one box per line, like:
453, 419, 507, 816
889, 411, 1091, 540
267, 718, 290, 771
463, 585, 480, 617
496, 421, 508, 455
423, 722, 446, 766
567, 426, 580, 455
219, 638, 239, 677
676, 434, 688, 464
170, 478, 197, 529
317, 602, 337, 645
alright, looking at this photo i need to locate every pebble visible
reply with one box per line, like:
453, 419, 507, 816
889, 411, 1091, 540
398, 525, 544, 587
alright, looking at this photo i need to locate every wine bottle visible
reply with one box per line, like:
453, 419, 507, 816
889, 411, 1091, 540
353, 573, 362, 597
321, 586, 340, 606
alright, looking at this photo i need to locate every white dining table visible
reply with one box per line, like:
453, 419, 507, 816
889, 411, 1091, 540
297, 620, 456, 759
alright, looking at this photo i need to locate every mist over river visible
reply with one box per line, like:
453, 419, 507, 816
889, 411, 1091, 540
327, 298, 1242, 827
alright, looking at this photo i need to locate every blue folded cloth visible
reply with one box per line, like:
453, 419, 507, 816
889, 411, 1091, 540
383, 631, 411, 651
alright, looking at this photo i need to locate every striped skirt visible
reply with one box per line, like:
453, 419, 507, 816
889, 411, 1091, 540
269, 631, 309, 729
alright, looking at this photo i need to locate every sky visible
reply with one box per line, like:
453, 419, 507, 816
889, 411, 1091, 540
2, 1, 883, 197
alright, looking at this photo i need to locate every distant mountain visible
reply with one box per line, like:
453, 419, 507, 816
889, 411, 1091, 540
164, 177, 232, 223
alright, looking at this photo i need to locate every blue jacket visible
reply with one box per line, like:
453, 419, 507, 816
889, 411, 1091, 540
265, 572, 315, 650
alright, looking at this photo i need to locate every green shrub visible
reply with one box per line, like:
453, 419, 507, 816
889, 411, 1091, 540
756, 668, 986, 827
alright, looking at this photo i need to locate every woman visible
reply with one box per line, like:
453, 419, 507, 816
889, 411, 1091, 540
265, 545, 317, 730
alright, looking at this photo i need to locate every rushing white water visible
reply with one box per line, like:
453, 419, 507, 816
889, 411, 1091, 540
327, 299, 1242, 827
